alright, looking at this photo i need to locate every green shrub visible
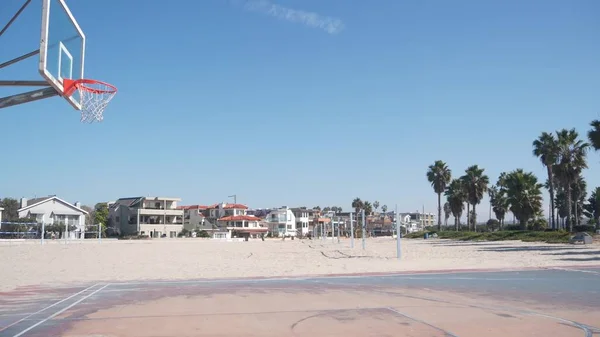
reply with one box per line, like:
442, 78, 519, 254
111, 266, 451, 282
405, 230, 573, 243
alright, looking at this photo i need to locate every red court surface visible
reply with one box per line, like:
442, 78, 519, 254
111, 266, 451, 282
1, 266, 599, 337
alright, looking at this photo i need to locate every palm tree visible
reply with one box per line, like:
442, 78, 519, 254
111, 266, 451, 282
533, 132, 559, 229
461, 165, 489, 231
443, 202, 451, 227
571, 176, 587, 226
363, 201, 373, 216
351, 198, 364, 230
555, 190, 569, 229
381, 204, 388, 215
445, 179, 466, 231
427, 160, 452, 231
554, 129, 589, 232
583, 187, 600, 228
503, 169, 544, 228
373, 201, 380, 214
492, 193, 508, 228
588, 120, 600, 151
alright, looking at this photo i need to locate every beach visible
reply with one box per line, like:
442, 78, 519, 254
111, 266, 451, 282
1, 237, 598, 292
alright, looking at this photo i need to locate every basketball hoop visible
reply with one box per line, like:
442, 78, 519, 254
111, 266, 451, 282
63, 79, 117, 123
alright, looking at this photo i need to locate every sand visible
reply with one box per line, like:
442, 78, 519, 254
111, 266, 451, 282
1, 237, 599, 292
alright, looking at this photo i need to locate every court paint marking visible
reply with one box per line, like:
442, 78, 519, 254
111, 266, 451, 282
12, 283, 109, 337
549, 267, 600, 275
0, 283, 100, 333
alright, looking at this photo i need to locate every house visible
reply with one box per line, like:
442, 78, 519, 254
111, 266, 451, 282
217, 215, 267, 239
203, 203, 268, 239
179, 205, 212, 232
397, 213, 424, 233
265, 206, 297, 237
0, 207, 3, 221
290, 208, 316, 235
108, 197, 184, 238
17, 196, 88, 239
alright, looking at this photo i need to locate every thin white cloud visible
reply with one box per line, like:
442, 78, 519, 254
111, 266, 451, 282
243, 0, 345, 35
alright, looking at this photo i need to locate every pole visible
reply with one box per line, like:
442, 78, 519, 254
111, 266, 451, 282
396, 205, 401, 259
331, 218, 335, 243
41, 222, 45, 245
350, 212, 354, 248
64, 223, 68, 244
98, 223, 101, 243
361, 209, 366, 250
337, 217, 341, 243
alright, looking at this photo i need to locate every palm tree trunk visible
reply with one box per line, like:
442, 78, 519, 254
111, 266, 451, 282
466, 203, 470, 231
437, 193, 442, 231
547, 166, 556, 230
472, 204, 477, 231
573, 200, 579, 226
567, 185, 573, 232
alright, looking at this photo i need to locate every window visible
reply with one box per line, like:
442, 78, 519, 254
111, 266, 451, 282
287, 224, 292, 230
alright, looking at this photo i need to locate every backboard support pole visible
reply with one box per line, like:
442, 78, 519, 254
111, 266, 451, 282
0, 87, 59, 109
0, 50, 40, 70
0, 0, 32, 38
0, 81, 51, 87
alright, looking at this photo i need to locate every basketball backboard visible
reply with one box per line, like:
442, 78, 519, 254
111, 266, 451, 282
39, 0, 86, 110
1, 0, 115, 121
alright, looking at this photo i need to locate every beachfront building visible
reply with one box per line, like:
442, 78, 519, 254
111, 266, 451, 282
216, 214, 267, 239
108, 197, 184, 238
17, 196, 88, 239
266, 206, 297, 237
179, 205, 214, 232
204, 203, 268, 239
290, 208, 317, 236
0, 207, 3, 222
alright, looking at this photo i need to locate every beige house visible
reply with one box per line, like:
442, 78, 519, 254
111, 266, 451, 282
109, 197, 184, 238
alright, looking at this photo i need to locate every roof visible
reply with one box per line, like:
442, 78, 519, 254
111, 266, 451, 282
110, 197, 144, 209
18, 196, 89, 215
223, 203, 248, 209
290, 208, 319, 213
206, 203, 249, 210
218, 215, 261, 221
231, 228, 269, 233
177, 205, 209, 210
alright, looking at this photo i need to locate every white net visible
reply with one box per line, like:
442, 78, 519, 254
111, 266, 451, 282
77, 81, 117, 123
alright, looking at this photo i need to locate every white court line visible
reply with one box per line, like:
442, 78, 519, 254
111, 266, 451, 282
12, 284, 109, 337
550, 267, 600, 275
0, 283, 99, 333
114, 272, 536, 288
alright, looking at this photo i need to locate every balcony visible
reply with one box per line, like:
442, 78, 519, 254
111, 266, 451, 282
138, 208, 183, 216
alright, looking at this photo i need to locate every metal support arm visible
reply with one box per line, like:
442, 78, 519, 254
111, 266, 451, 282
0, 87, 59, 109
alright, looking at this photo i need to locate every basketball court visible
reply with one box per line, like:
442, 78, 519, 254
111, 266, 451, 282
1, 266, 599, 337
1, 0, 116, 121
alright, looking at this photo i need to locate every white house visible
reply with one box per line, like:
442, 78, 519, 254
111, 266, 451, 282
290, 208, 314, 235
0, 207, 3, 221
17, 196, 88, 239
179, 205, 211, 232
266, 206, 297, 237
108, 196, 184, 238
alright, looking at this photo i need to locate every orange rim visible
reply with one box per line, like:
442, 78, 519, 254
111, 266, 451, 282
63, 78, 117, 97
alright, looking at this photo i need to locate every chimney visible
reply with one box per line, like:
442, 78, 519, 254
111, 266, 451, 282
20, 198, 28, 209
75, 201, 81, 208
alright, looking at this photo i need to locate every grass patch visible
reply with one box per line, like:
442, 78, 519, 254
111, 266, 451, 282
404, 230, 573, 244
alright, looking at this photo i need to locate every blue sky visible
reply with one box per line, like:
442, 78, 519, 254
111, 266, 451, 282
1, 0, 599, 219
